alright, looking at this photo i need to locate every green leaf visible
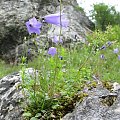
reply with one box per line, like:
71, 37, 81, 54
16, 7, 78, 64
30, 117, 38, 120
35, 113, 42, 118
22, 112, 32, 117
52, 104, 60, 109
41, 110, 46, 113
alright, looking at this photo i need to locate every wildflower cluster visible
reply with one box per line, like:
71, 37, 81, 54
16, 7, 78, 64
99, 41, 112, 59
113, 48, 120, 60
100, 41, 112, 50
21, 11, 73, 119
26, 13, 68, 56
99, 40, 120, 61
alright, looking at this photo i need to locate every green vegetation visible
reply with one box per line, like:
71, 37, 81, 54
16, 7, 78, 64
87, 25, 120, 82
74, 6, 85, 13
1, 1, 120, 120
19, 43, 92, 119
0, 60, 20, 78
1, 25, 120, 119
90, 3, 120, 31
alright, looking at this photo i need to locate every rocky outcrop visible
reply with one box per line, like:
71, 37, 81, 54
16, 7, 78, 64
62, 83, 120, 120
1, 71, 120, 120
0, 72, 23, 120
0, 0, 94, 63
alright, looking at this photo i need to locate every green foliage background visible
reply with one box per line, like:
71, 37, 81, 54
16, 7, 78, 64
90, 3, 120, 31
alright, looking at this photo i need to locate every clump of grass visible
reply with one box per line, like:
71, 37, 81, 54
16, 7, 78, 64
0, 60, 20, 78
20, 43, 93, 119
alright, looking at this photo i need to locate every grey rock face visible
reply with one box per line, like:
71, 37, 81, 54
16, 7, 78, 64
0, 0, 94, 63
62, 85, 120, 120
0, 73, 23, 120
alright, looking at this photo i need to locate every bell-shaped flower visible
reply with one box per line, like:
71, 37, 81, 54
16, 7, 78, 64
118, 55, 120, 60
52, 35, 63, 44
43, 13, 69, 28
48, 47, 57, 57
100, 54, 105, 59
59, 56, 63, 60
26, 17, 42, 35
100, 45, 106, 50
113, 48, 119, 54
107, 41, 112, 46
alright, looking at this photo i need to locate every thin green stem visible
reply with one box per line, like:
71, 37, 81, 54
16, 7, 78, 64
59, 0, 62, 38
33, 69, 37, 104
76, 45, 95, 79
52, 0, 62, 96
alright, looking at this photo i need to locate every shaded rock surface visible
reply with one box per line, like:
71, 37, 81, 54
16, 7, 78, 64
0, 0, 94, 63
1, 70, 120, 120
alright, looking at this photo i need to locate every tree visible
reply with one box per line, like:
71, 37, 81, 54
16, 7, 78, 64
90, 3, 120, 31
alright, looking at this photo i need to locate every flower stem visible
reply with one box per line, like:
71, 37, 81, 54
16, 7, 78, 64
52, 0, 62, 96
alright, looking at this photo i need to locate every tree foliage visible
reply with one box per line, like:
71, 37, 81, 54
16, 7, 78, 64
90, 3, 120, 31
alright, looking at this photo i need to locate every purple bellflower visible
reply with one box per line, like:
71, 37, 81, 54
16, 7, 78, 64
59, 56, 63, 60
28, 49, 31, 55
43, 13, 69, 27
100, 54, 105, 59
26, 17, 42, 35
107, 41, 112, 46
113, 48, 119, 54
100, 45, 106, 50
118, 55, 120, 60
52, 35, 63, 44
48, 47, 57, 57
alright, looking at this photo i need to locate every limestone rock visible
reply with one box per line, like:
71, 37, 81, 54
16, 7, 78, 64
0, 0, 94, 63
0, 73, 23, 120
62, 84, 120, 120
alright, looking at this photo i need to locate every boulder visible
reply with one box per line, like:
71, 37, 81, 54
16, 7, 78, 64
1, 71, 120, 120
0, 0, 94, 63
0, 72, 23, 120
62, 83, 120, 120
